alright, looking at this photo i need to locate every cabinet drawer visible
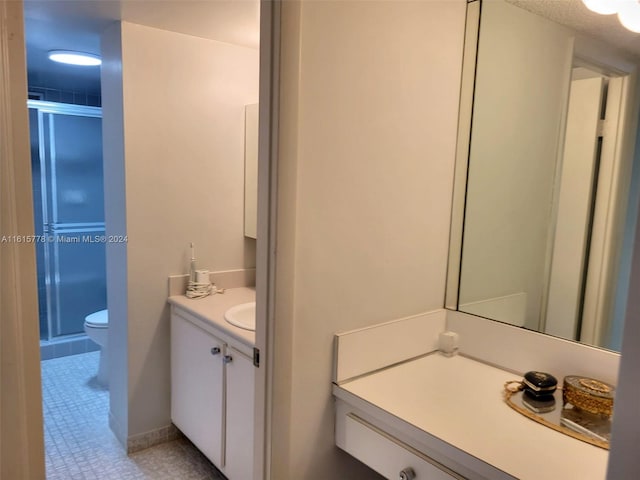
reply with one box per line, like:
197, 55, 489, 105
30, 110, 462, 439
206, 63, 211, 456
340, 413, 464, 480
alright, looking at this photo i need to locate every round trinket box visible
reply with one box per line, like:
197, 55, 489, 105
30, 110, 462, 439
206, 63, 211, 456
563, 376, 614, 417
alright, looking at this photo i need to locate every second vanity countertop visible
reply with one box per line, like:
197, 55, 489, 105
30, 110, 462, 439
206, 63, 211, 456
168, 287, 256, 354
334, 353, 609, 480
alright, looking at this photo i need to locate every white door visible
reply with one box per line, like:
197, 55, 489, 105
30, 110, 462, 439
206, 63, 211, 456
171, 313, 225, 466
225, 346, 256, 480
580, 76, 627, 346
545, 75, 604, 339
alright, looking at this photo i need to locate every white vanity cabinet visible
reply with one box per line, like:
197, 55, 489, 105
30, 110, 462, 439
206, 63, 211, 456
333, 310, 613, 480
170, 306, 255, 480
334, 354, 610, 480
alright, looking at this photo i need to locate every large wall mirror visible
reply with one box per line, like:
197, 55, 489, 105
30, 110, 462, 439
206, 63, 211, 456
447, 0, 640, 352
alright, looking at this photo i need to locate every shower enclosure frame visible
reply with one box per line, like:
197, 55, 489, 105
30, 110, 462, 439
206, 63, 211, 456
28, 99, 106, 343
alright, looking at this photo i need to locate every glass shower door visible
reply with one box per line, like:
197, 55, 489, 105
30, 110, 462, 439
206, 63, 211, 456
30, 101, 107, 340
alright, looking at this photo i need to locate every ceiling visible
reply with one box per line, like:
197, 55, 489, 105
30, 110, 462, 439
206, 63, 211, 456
506, 0, 640, 60
22, 0, 640, 96
23, 0, 260, 95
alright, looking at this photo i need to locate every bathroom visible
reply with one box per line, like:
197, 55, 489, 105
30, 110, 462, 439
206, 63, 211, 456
28, 63, 105, 362
18, 0, 260, 477
3, 0, 640, 479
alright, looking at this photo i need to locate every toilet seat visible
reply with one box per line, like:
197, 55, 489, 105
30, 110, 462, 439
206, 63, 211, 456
85, 309, 108, 328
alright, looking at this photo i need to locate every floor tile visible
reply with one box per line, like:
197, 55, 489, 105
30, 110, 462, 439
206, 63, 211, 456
42, 352, 225, 479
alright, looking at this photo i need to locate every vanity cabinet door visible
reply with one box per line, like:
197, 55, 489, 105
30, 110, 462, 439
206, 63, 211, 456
171, 312, 225, 467
224, 346, 255, 480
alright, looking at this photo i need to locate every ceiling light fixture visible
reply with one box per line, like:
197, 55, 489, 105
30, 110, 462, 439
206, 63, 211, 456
582, 0, 620, 15
581, 0, 640, 33
48, 50, 102, 67
618, 1, 640, 32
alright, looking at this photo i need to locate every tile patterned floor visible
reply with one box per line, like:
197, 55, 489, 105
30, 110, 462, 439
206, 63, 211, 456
42, 351, 225, 479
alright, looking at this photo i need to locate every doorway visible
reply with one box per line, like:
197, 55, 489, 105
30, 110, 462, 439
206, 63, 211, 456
17, 0, 265, 478
544, 64, 632, 349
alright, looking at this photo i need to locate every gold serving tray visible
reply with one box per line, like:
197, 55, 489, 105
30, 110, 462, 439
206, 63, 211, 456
504, 385, 610, 450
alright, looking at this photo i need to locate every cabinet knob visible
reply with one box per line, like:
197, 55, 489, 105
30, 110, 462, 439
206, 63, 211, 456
223, 355, 233, 364
210, 347, 221, 355
399, 467, 416, 480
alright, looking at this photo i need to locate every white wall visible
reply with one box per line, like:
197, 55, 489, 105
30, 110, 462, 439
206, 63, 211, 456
102, 22, 258, 442
610, 118, 640, 350
458, 0, 573, 330
608, 157, 640, 476
272, 1, 466, 477
102, 23, 129, 445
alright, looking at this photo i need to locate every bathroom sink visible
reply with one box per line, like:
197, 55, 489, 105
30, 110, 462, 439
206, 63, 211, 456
224, 302, 256, 331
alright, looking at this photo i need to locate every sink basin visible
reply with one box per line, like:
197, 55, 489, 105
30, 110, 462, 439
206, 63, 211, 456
224, 302, 256, 331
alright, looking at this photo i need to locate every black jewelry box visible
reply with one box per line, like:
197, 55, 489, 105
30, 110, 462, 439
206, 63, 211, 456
522, 371, 558, 399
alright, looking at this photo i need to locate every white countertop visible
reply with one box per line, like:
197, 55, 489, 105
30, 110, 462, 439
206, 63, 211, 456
168, 287, 256, 351
335, 353, 609, 480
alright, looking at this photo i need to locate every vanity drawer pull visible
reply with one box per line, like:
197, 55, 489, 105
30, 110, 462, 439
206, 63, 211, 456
210, 347, 221, 355
399, 467, 416, 480
223, 355, 233, 364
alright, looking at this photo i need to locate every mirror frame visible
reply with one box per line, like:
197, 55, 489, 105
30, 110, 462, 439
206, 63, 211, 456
445, 0, 480, 310
445, 0, 640, 351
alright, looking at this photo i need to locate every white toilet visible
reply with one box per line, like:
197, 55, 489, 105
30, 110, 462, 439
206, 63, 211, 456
84, 309, 109, 387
